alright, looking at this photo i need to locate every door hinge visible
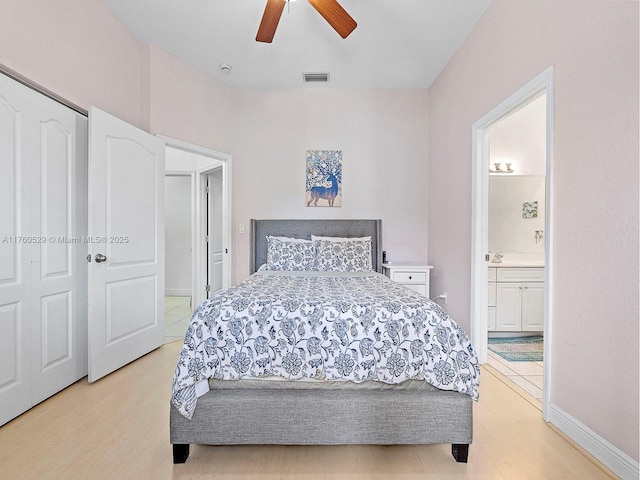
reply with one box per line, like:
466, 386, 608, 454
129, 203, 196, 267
206, 284, 211, 292
206, 235, 209, 243
206, 185, 210, 193
485, 254, 490, 262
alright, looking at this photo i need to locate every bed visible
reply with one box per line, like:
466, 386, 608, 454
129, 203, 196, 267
170, 219, 479, 464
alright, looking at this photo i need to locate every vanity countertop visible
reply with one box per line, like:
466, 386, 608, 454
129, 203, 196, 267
489, 261, 545, 268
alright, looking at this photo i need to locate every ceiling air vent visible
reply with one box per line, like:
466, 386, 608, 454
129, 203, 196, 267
303, 72, 330, 83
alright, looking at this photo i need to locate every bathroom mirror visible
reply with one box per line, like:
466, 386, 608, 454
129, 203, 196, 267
489, 175, 545, 254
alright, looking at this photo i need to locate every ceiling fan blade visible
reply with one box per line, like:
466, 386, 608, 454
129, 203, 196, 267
256, 0, 286, 43
307, 0, 357, 39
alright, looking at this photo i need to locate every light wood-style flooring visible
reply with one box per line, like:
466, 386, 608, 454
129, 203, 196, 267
0, 341, 616, 480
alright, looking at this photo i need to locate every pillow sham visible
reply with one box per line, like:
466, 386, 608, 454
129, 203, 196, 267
270, 236, 310, 243
266, 236, 316, 271
311, 235, 371, 242
314, 238, 372, 272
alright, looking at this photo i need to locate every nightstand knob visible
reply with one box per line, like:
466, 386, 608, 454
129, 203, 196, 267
409, 275, 412, 280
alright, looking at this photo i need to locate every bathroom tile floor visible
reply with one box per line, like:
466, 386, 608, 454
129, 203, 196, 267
164, 296, 192, 344
486, 350, 543, 410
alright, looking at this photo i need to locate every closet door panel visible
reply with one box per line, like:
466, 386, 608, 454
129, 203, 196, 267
40, 118, 72, 277
0, 75, 33, 426
31, 97, 88, 404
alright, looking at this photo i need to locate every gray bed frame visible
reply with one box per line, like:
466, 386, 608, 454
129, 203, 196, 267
170, 219, 473, 464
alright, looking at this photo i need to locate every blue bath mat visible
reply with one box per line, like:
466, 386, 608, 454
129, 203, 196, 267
488, 336, 543, 362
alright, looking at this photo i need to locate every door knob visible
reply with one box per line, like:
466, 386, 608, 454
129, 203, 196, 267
95, 253, 107, 263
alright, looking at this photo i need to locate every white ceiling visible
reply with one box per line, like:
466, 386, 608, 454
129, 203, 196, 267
101, 0, 492, 89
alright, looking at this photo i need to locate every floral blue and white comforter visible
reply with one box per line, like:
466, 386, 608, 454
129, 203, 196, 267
171, 271, 479, 419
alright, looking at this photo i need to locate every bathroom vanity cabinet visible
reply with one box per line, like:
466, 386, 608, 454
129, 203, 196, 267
488, 267, 544, 332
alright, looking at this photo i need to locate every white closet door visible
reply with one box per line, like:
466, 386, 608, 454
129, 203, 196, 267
0, 74, 33, 426
30, 96, 88, 404
88, 107, 165, 382
0, 73, 88, 426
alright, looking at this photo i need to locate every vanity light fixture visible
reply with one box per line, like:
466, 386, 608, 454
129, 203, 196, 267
489, 162, 515, 174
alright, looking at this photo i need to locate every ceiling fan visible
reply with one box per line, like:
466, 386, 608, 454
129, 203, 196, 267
256, 0, 357, 43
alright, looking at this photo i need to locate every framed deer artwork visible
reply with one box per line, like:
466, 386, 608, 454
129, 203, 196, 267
306, 150, 342, 207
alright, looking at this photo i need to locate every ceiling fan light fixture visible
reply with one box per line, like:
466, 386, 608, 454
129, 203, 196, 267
303, 72, 330, 83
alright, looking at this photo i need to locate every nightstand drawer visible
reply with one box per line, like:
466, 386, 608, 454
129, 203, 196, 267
392, 271, 427, 284
383, 263, 433, 298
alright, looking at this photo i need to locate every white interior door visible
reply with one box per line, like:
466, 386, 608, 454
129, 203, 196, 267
207, 170, 224, 295
30, 91, 88, 403
0, 74, 33, 425
0, 72, 88, 425
88, 107, 164, 382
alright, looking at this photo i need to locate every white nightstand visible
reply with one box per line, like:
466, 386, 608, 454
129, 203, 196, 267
382, 263, 434, 297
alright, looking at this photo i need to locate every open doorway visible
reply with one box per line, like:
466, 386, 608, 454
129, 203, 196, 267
470, 67, 554, 420
486, 93, 547, 409
164, 173, 194, 343
160, 137, 232, 344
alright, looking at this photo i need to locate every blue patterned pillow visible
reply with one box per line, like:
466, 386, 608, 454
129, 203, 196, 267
266, 236, 316, 271
314, 239, 372, 272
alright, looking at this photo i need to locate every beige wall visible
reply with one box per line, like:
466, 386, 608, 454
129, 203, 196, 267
428, 0, 638, 460
148, 45, 236, 155
232, 88, 429, 278
0, 0, 145, 128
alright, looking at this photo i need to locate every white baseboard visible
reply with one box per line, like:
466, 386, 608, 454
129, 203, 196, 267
549, 404, 639, 480
165, 289, 191, 297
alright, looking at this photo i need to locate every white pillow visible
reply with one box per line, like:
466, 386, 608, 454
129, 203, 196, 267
266, 236, 316, 271
311, 235, 371, 242
314, 239, 372, 272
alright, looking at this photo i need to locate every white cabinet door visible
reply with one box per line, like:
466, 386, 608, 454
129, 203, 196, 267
522, 282, 545, 331
488, 306, 497, 331
496, 283, 522, 331
88, 107, 165, 382
0, 75, 33, 426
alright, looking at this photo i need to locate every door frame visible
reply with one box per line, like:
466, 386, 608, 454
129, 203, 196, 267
470, 66, 554, 420
160, 136, 232, 309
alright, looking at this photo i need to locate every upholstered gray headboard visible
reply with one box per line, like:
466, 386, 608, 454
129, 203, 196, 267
250, 219, 383, 274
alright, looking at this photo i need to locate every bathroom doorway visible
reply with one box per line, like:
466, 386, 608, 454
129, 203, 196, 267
470, 66, 554, 420
486, 93, 547, 409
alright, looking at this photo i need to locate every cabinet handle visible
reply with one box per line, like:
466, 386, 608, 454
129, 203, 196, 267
408, 276, 412, 280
